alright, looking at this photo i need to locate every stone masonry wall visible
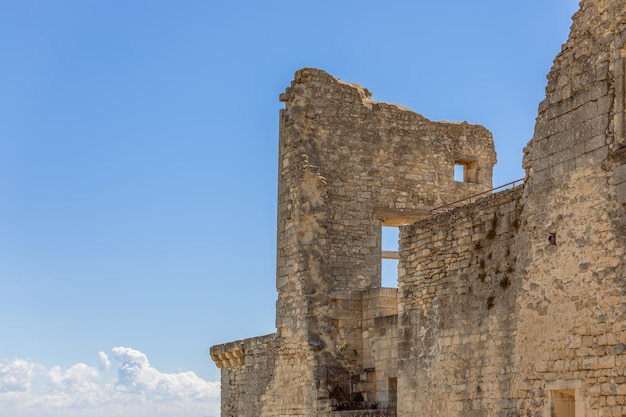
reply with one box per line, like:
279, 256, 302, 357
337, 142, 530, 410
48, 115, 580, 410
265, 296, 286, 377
211, 2, 626, 416
361, 289, 398, 408
322, 287, 399, 409
210, 334, 278, 417
369, 314, 398, 409
514, 1, 626, 415
397, 187, 523, 416
328, 289, 367, 405
267, 68, 497, 415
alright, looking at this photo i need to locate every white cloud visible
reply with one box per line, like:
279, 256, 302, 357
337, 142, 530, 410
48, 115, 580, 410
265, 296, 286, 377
0, 359, 39, 393
97, 352, 111, 373
112, 346, 220, 402
0, 348, 220, 417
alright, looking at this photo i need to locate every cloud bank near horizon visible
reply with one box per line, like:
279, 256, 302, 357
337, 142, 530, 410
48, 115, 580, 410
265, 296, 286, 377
0, 347, 220, 417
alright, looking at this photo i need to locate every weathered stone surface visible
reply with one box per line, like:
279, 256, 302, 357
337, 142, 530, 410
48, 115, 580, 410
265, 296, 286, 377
210, 334, 278, 417
212, 66, 496, 416
211, 1, 626, 416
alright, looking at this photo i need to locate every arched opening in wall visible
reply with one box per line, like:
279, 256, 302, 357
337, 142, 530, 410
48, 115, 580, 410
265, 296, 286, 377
381, 226, 399, 288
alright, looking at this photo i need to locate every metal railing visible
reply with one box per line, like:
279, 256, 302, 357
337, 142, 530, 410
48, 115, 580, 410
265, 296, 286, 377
430, 177, 525, 213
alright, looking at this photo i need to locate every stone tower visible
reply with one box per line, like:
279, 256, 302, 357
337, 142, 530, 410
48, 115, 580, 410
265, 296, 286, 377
273, 69, 496, 415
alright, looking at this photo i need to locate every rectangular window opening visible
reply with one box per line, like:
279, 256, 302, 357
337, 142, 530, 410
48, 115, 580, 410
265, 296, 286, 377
381, 226, 399, 288
454, 159, 478, 183
454, 163, 465, 182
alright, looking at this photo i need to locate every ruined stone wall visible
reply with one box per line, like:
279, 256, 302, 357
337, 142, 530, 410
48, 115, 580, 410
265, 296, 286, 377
513, 1, 626, 415
369, 314, 398, 409
397, 187, 523, 416
320, 288, 399, 408
392, 2, 626, 416
211, 2, 626, 416
268, 68, 497, 415
361, 289, 398, 408
361, 288, 398, 371
328, 289, 366, 404
210, 334, 278, 417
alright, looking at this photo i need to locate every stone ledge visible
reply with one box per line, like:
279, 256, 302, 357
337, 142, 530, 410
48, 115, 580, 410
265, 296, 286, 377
210, 344, 245, 368
210, 333, 278, 369
210, 339, 246, 368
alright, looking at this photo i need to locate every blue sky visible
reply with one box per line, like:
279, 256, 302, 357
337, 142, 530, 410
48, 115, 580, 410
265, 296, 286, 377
1, 1, 579, 415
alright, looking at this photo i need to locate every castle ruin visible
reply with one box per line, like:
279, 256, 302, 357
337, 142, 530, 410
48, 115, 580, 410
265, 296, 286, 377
211, 1, 626, 416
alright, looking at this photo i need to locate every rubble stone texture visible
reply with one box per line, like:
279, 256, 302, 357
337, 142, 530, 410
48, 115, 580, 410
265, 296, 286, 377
210, 1, 626, 416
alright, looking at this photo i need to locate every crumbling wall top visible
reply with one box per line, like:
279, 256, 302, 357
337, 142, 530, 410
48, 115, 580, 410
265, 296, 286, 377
280, 67, 415, 113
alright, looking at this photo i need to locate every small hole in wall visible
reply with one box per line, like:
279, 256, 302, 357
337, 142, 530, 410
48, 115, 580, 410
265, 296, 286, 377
548, 232, 557, 245
499, 276, 511, 289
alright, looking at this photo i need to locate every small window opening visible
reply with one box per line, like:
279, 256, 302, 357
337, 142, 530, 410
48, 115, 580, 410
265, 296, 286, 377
381, 226, 399, 288
551, 389, 575, 417
454, 159, 478, 183
454, 164, 465, 182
